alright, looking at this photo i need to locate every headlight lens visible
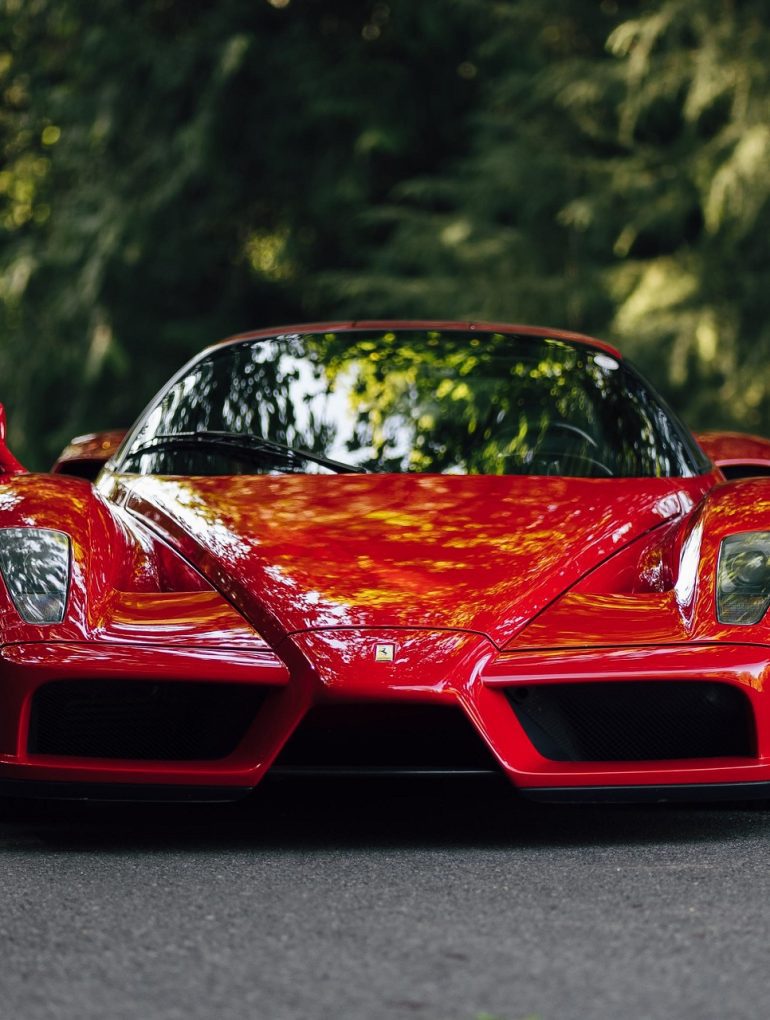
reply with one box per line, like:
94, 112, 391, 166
717, 532, 770, 625
0, 528, 71, 624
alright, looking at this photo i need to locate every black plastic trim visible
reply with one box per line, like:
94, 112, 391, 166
269, 766, 500, 779
0, 779, 252, 803
521, 782, 770, 804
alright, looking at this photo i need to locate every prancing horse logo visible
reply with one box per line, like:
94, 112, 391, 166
374, 643, 395, 662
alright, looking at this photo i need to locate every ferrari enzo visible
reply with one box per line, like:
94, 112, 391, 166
2, 320, 770, 803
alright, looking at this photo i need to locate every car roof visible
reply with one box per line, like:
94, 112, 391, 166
213, 320, 623, 360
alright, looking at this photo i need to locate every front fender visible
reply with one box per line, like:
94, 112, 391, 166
510, 478, 770, 649
0, 473, 257, 647
680, 477, 770, 641
0, 474, 129, 643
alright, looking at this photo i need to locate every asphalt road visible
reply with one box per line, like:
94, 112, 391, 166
1, 778, 769, 1020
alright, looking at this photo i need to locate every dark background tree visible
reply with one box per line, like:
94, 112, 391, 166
1, 0, 769, 467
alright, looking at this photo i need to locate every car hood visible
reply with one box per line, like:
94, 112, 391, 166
120, 473, 705, 647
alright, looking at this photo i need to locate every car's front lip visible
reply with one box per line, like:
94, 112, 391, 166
0, 778, 251, 802
520, 781, 770, 804
1, 636, 770, 799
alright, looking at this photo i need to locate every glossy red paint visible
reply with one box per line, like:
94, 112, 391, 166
0, 403, 26, 476
478, 644, 770, 789
4, 321, 770, 802
102, 471, 714, 647
51, 428, 127, 478
695, 431, 770, 473
0, 642, 292, 787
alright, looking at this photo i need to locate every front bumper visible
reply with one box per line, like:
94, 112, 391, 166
2, 635, 770, 802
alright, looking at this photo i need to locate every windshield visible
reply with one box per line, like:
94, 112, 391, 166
118, 329, 707, 478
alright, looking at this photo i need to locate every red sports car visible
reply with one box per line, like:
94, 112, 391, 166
2, 321, 770, 803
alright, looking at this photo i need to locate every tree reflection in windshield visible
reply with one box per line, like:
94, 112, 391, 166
120, 330, 706, 478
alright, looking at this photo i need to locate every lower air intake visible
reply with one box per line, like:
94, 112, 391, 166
272, 703, 499, 775
506, 681, 754, 762
29, 680, 268, 761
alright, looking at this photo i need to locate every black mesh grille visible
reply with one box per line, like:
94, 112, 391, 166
273, 703, 498, 773
29, 680, 268, 761
506, 681, 755, 762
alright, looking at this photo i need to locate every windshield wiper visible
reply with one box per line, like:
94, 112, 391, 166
130, 430, 366, 474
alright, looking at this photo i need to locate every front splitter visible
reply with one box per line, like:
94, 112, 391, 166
521, 781, 770, 804
0, 778, 253, 802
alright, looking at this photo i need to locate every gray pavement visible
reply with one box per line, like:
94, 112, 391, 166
0, 777, 769, 1020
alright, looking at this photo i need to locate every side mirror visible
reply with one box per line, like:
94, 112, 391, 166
695, 431, 770, 481
0, 403, 26, 476
51, 428, 127, 481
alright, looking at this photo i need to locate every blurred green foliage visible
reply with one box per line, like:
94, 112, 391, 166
1, 0, 770, 467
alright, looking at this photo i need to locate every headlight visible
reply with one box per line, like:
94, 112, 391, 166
717, 532, 770, 625
0, 528, 71, 624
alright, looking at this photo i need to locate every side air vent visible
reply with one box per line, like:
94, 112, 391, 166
506, 681, 754, 762
719, 465, 770, 481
